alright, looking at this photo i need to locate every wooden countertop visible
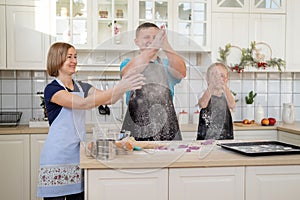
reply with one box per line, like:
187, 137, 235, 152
80, 141, 300, 169
0, 122, 300, 135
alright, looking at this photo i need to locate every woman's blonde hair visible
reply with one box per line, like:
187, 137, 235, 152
47, 42, 75, 77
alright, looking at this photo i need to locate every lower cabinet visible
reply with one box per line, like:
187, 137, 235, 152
86, 165, 300, 200
0, 134, 30, 200
278, 131, 300, 146
169, 167, 245, 200
181, 131, 197, 141
30, 134, 47, 200
246, 165, 300, 200
86, 168, 168, 200
234, 130, 278, 141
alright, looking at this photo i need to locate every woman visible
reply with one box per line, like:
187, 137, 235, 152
37, 42, 144, 200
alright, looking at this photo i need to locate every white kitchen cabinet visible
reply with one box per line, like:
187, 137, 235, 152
172, 0, 211, 51
86, 168, 168, 200
134, 0, 171, 29
212, 0, 286, 13
6, 5, 50, 70
278, 131, 300, 146
246, 165, 300, 200
169, 167, 245, 200
0, 5, 6, 69
211, 0, 286, 67
50, 0, 92, 49
5, 0, 42, 6
30, 134, 47, 200
133, 0, 210, 51
181, 131, 197, 141
234, 130, 278, 141
285, 0, 300, 71
93, 0, 134, 50
0, 134, 30, 200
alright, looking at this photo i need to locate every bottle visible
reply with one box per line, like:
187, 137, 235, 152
255, 104, 264, 125
178, 110, 189, 124
192, 110, 200, 124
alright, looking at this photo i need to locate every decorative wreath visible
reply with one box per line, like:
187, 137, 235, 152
218, 41, 285, 73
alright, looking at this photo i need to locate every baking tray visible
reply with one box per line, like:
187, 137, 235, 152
217, 141, 300, 156
0, 112, 22, 126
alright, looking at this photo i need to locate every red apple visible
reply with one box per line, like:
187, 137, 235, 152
268, 117, 276, 126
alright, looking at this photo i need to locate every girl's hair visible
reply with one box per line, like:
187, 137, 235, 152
206, 62, 228, 80
136, 22, 159, 37
47, 42, 75, 77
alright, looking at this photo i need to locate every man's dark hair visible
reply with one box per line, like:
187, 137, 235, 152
136, 22, 159, 37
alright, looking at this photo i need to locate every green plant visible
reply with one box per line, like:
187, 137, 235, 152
245, 91, 257, 104
231, 90, 239, 103
218, 41, 286, 73
37, 92, 47, 119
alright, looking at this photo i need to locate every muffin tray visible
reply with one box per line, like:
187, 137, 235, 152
218, 141, 300, 156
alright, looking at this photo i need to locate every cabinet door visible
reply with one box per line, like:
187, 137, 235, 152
234, 130, 278, 140
169, 167, 245, 200
173, 0, 210, 51
30, 134, 47, 200
246, 165, 300, 200
285, 0, 300, 71
181, 131, 197, 141
0, 5, 5, 69
93, 0, 134, 50
212, 0, 249, 12
278, 131, 300, 146
6, 0, 42, 6
250, 0, 286, 14
87, 168, 168, 200
52, 0, 92, 49
249, 13, 285, 60
135, 0, 171, 29
211, 12, 248, 62
0, 135, 30, 200
6, 6, 50, 70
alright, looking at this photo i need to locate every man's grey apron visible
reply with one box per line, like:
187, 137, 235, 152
122, 61, 182, 141
37, 80, 86, 197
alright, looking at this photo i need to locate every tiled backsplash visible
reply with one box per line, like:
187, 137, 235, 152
0, 69, 299, 125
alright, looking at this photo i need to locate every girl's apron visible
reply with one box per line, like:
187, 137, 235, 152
197, 94, 233, 140
37, 80, 86, 197
122, 60, 182, 141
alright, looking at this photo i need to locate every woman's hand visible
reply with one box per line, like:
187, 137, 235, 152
119, 72, 145, 92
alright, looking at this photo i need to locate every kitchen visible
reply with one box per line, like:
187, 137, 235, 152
1, 0, 300, 200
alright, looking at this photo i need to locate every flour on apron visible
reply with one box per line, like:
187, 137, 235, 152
122, 61, 181, 141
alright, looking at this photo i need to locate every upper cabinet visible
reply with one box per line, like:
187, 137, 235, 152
0, 5, 6, 69
135, 0, 170, 28
173, 0, 210, 51
5, 0, 42, 6
93, 0, 134, 50
211, 0, 286, 67
51, 0, 92, 49
285, 0, 300, 72
212, 0, 285, 13
6, 3, 51, 70
132, 0, 210, 51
